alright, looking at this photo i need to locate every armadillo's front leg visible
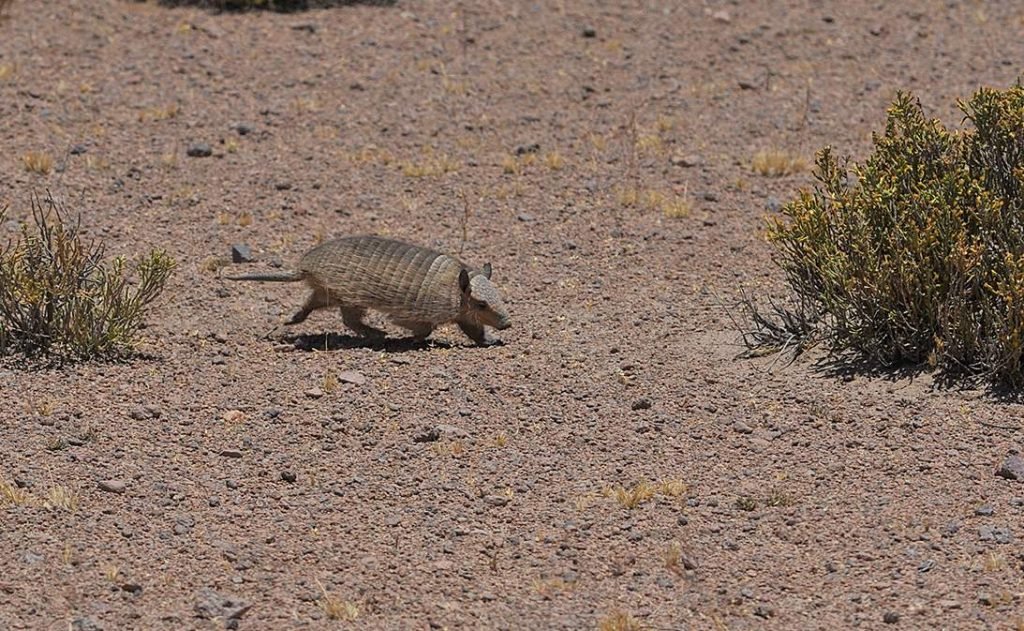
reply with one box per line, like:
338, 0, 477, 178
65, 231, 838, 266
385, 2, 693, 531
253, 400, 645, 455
458, 321, 499, 346
341, 306, 386, 340
392, 319, 434, 340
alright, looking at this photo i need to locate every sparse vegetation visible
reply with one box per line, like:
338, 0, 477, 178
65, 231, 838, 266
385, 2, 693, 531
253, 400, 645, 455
0, 477, 31, 506
605, 479, 687, 509
751, 149, 807, 177
0, 193, 175, 361
597, 611, 644, 631
400, 150, 459, 178
315, 579, 360, 621
22, 152, 53, 174
46, 484, 78, 513
756, 86, 1024, 385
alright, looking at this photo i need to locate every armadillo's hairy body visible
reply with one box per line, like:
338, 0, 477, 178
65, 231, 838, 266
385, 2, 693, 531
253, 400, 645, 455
227, 236, 511, 345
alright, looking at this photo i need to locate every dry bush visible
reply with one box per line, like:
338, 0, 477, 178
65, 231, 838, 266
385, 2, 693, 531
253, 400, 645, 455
759, 86, 1024, 386
752, 149, 807, 176
0, 193, 174, 361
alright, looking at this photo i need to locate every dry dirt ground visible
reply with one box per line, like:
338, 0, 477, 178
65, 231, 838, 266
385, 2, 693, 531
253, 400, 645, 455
2, 1, 1024, 629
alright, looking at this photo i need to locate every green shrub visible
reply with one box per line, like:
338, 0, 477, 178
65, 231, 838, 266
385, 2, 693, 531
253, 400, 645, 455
0, 194, 174, 361
763, 85, 1024, 385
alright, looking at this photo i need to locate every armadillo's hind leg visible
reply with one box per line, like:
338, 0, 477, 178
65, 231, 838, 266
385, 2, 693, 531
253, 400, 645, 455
341, 306, 386, 340
458, 321, 499, 346
285, 288, 331, 325
392, 319, 435, 341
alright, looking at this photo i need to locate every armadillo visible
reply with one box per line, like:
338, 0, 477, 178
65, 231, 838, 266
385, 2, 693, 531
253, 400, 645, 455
226, 235, 511, 345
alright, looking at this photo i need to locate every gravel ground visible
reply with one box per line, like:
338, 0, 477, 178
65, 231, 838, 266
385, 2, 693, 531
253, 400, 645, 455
1, 1, 1023, 629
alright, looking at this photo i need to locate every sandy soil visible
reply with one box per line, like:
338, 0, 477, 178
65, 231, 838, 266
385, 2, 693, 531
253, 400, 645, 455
2, 1, 1024, 629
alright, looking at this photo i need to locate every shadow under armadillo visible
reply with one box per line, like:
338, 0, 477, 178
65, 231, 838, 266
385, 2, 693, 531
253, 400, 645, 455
278, 332, 467, 353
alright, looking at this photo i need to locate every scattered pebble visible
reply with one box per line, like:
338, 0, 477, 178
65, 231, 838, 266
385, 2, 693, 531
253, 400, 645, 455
221, 409, 245, 423
733, 420, 754, 434
194, 588, 250, 621
996, 453, 1024, 481
631, 398, 652, 411
230, 122, 254, 136
974, 504, 994, 516
219, 449, 243, 459
231, 244, 254, 264
69, 144, 88, 155
515, 143, 540, 155
71, 617, 103, 631
281, 471, 297, 484
765, 196, 782, 212
978, 525, 1012, 544
517, 212, 536, 222
883, 611, 899, 624
304, 387, 324, 399
483, 495, 509, 507
581, 26, 596, 38
98, 480, 127, 494
186, 143, 213, 158
337, 370, 367, 385
670, 154, 701, 168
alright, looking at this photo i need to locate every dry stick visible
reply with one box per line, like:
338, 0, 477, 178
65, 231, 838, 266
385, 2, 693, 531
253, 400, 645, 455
457, 188, 471, 257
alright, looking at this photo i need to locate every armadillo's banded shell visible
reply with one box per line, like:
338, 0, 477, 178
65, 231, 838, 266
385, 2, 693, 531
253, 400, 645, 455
298, 236, 463, 322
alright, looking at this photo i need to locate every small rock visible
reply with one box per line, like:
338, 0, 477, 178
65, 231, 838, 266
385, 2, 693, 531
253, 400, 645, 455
98, 480, 127, 494
221, 409, 245, 423
517, 212, 536, 223
69, 144, 88, 155
703, 191, 719, 202
281, 471, 297, 484
581, 26, 596, 38
231, 244, 254, 264
230, 122, 254, 136
975, 505, 994, 516
711, 9, 731, 23
71, 617, 103, 631
128, 407, 153, 421
978, 592, 993, 606
186, 143, 213, 158
670, 154, 701, 168
883, 611, 899, 624
765, 196, 782, 212
304, 387, 324, 399
121, 583, 143, 596
978, 525, 1012, 544
483, 495, 509, 507
738, 79, 758, 90
274, 181, 292, 191
515, 143, 540, 155
753, 606, 774, 620
337, 370, 366, 385
219, 450, 243, 459
194, 588, 250, 621
996, 453, 1024, 481
733, 420, 754, 434
22, 551, 44, 565
631, 398, 652, 411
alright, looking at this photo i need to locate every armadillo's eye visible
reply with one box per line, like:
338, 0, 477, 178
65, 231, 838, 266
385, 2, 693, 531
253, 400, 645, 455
474, 299, 488, 309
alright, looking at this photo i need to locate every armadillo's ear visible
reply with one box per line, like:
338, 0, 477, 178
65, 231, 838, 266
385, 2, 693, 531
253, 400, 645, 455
482, 263, 492, 279
459, 268, 470, 294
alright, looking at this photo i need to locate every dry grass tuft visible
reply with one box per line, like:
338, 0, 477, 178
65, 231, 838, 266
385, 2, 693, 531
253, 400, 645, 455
751, 149, 807, 176
598, 611, 644, 631
46, 484, 78, 513
22, 152, 53, 174
0, 478, 31, 506
605, 478, 687, 509
316, 579, 360, 621
400, 150, 459, 178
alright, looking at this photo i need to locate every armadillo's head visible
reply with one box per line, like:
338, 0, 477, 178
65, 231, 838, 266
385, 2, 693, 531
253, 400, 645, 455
459, 264, 511, 330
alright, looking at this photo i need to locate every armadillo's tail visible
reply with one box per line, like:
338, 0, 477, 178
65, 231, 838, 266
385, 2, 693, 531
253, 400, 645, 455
223, 269, 307, 282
